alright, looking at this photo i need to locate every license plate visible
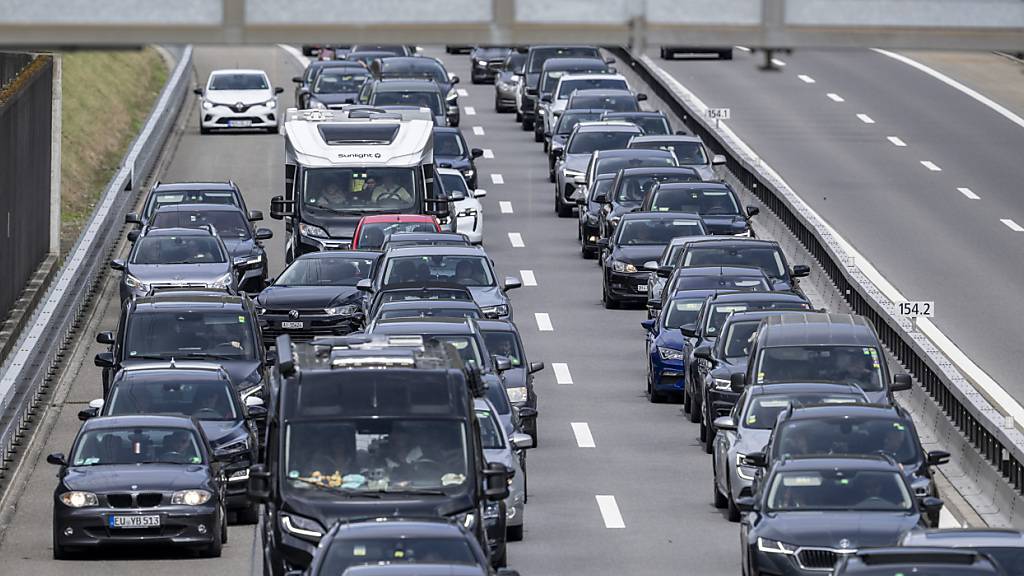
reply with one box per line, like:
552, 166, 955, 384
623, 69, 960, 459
228, 120, 252, 128
637, 284, 649, 292
109, 515, 160, 529
280, 321, 304, 329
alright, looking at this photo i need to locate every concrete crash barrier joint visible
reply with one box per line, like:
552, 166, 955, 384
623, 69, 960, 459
0, 46, 193, 493
610, 46, 1024, 525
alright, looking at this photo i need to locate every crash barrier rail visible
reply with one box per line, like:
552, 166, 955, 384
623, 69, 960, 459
0, 46, 193, 494
611, 46, 1024, 524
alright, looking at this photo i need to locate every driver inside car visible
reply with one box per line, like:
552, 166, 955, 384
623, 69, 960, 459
365, 174, 412, 205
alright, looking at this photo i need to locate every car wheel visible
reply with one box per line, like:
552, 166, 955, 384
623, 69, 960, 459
506, 523, 524, 542
602, 283, 619, 309
543, 140, 549, 153
648, 377, 665, 403
699, 416, 707, 442
727, 491, 741, 522
200, 125, 210, 135
515, 110, 522, 122
713, 462, 728, 509
703, 420, 715, 454
236, 500, 260, 525
534, 125, 544, 142
548, 167, 555, 183
52, 533, 73, 560
683, 385, 692, 415
556, 190, 573, 218
471, 76, 482, 85
688, 380, 702, 423
200, 523, 224, 558
221, 505, 229, 542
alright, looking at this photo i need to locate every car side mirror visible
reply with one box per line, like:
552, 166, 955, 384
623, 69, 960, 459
640, 319, 655, 332
891, 373, 913, 392
919, 496, 944, 514
248, 209, 264, 222
713, 416, 737, 432
356, 279, 373, 293
125, 212, 141, 224
745, 206, 760, 218
551, 148, 563, 159
642, 261, 659, 272
109, 259, 126, 271
255, 228, 273, 241
712, 154, 727, 166
656, 265, 673, 278
483, 461, 511, 501
247, 405, 268, 419
596, 238, 609, 249
693, 345, 714, 362
244, 396, 264, 408
730, 372, 746, 392
96, 331, 115, 345
649, 300, 662, 310
274, 86, 284, 94
927, 450, 950, 466
127, 230, 141, 242
471, 147, 484, 159
193, 88, 203, 96
605, 56, 616, 64
46, 453, 67, 467
94, 351, 115, 368
791, 264, 810, 278
493, 355, 513, 372
248, 463, 271, 503
636, 93, 648, 101
450, 75, 460, 85
269, 195, 292, 220
540, 94, 552, 103
510, 432, 534, 450
473, 188, 487, 198
517, 407, 537, 420
528, 361, 545, 374
745, 451, 767, 467
680, 324, 697, 338
291, 75, 303, 83
503, 276, 522, 291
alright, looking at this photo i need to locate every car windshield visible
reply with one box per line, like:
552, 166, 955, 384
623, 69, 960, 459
150, 209, 251, 239
615, 116, 669, 135
678, 274, 768, 292
632, 141, 708, 165
434, 131, 465, 156
663, 297, 705, 329
758, 345, 886, 391
383, 255, 494, 287
371, 90, 443, 116
651, 188, 740, 216
359, 222, 438, 250
720, 320, 760, 359
744, 393, 865, 430
276, 256, 375, 286
209, 73, 267, 91
322, 536, 478, 574
131, 235, 226, 265
595, 155, 676, 179
529, 47, 600, 72
614, 172, 701, 203
482, 331, 523, 367
146, 190, 239, 218
304, 167, 419, 213
618, 219, 704, 246
569, 94, 638, 112
107, 378, 239, 421
704, 302, 811, 337
353, 45, 407, 55
477, 408, 506, 449
567, 131, 638, 155
505, 52, 526, 73
556, 111, 605, 135
380, 61, 447, 84
767, 470, 912, 512
72, 427, 203, 466
476, 47, 511, 59
126, 310, 256, 359
379, 307, 481, 320
775, 417, 921, 465
684, 246, 787, 279
427, 336, 483, 367
589, 178, 614, 202
285, 419, 469, 494
439, 173, 471, 199
313, 69, 368, 94
556, 77, 625, 98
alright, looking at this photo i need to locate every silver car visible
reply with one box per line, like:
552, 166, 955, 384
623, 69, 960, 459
553, 121, 642, 217
113, 227, 236, 301
476, 397, 533, 542
712, 383, 868, 522
494, 51, 526, 113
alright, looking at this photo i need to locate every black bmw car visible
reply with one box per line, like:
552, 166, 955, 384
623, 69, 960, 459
256, 251, 379, 345
49, 415, 228, 559
435, 127, 484, 190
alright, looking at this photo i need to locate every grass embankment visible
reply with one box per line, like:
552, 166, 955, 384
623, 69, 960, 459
60, 48, 168, 253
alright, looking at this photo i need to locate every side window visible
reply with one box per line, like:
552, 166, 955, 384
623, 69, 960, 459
732, 391, 746, 419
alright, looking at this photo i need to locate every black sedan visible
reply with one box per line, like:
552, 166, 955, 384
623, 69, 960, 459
49, 415, 228, 559
577, 173, 616, 258
256, 251, 379, 345
470, 46, 513, 84
291, 60, 368, 109
435, 127, 484, 189
597, 166, 703, 241
478, 319, 545, 444
300, 66, 370, 110
740, 455, 942, 576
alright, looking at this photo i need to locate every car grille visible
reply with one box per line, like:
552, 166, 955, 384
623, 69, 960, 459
215, 116, 262, 124
797, 548, 851, 571
137, 493, 163, 507
105, 493, 163, 508
106, 494, 133, 508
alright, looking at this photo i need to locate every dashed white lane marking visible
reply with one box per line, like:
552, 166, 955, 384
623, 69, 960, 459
771, 58, 786, 67
508, 232, 524, 247
595, 495, 626, 528
499, 201, 513, 214
920, 161, 942, 172
826, 93, 845, 102
735, 46, 751, 52
482, 148, 494, 159
464, 106, 476, 116
552, 362, 573, 384
472, 126, 485, 136
456, 88, 468, 97
534, 312, 553, 331
1001, 219, 1024, 232
857, 113, 875, 124
571, 423, 596, 448
886, 136, 907, 147
490, 173, 504, 184
797, 74, 816, 84
520, 269, 537, 286
958, 187, 980, 200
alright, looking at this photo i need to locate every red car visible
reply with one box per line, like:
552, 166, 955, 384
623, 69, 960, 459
351, 214, 441, 250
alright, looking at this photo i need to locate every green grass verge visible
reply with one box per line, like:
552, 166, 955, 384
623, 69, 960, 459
60, 47, 168, 252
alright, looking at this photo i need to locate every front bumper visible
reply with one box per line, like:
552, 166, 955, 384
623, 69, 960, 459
604, 269, 649, 302
297, 234, 352, 254
456, 212, 483, 244
749, 546, 857, 576
649, 353, 686, 393
472, 64, 498, 82
54, 504, 219, 548
201, 104, 278, 130
260, 312, 362, 345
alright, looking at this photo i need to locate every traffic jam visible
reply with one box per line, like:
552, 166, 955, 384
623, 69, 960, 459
44, 42, 1020, 576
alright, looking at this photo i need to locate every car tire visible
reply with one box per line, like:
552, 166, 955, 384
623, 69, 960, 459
683, 385, 693, 415
688, 379, 702, 423
200, 526, 223, 558
703, 421, 715, 454
236, 500, 260, 525
494, 95, 504, 113
602, 283, 618, 309
515, 110, 523, 122
548, 168, 555, 183
533, 125, 544, 142
727, 491, 741, 522
506, 523, 524, 542
543, 140, 549, 153
699, 416, 707, 442
200, 125, 211, 135
647, 375, 665, 403
719, 49, 733, 60
52, 537, 73, 560
713, 463, 728, 509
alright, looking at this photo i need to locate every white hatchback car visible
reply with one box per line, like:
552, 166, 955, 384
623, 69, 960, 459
437, 168, 485, 244
195, 69, 283, 134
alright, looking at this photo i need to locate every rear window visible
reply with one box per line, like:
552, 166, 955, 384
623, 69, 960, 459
569, 93, 638, 112
595, 155, 676, 178
632, 141, 707, 165
617, 218, 704, 246
555, 77, 625, 98
150, 209, 250, 239
614, 172, 702, 203
555, 111, 605, 135
529, 47, 601, 72
567, 130, 638, 155
651, 187, 740, 216
146, 190, 239, 218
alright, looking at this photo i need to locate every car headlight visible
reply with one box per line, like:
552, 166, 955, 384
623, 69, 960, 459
228, 468, 250, 482
216, 438, 249, 456
124, 273, 148, 292
736, 454, 757, 481
324, 304, 360, 316
455, 510, 477, 530
538, 108, 546, 116
714, 378, 731, 390
281, 513, 324, 541
309, 99, 327, 109
240, 253, 263, 267
299, 222, 329, 238
506, 386, 528, 404
611, 260, 637, 273
59, 491, 98, 508
171, 489, 212, 506
477, 60, 487, 66
757, 537, 797, 555
202, 100, 214, 110
209, 272, 234, 289
658, 346, 685, 361
264, 99, 276, 109
481, 304, 509, 318
446, 89, 458, 102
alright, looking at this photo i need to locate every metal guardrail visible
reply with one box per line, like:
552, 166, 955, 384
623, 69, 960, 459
0, 45, 193, 490
611, 46, 1024, 505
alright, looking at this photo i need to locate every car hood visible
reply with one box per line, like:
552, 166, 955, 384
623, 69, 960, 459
205, 89, 273, 106
435, 154, 471, 172
310, 92, 359, 105
562, 154, 590, 173
199, 420, 249, 451
685, 164, 715, 181
700, 215, 750, 236
64, 464, 211, 492
551, 135, 567, 148
654, 327, 686, 350
612, 245, 665, 266
127, 263, 229, 282
711, 358, 748, 379
733, 427, 773, 455
257, 285, 362, 309
468, 286, 507, 309
300, 211, 360, 239
757, 511, 920, 549
281, 487, 475, 528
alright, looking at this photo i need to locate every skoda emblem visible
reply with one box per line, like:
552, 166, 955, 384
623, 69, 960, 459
288, 310, 300, 320
838, 539, 852, 549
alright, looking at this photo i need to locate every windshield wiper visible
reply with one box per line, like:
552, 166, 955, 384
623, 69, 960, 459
179, 352, 239, 361
380, 487, 448, 496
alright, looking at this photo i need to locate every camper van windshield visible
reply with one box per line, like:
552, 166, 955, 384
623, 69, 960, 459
304, 168, 420, 213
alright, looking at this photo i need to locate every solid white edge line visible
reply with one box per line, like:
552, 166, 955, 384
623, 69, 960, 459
490, 173, 504, 184
957, 187, 980, 200
886, 136, 907, 147
473, 126, 485, 136
857, 113, 875, 124
482, 148, 494, 159
1001, 219, 1024, 232
519, 269, 537, 286
508, 232, 524, 247
641, 53, 1024, 430
873, 49, 1024, 131
826, 93, 845, 102
595, 495, 625, 528
534, 312, 553, 331
551, 362, 572, 384
920, 161, 942, 172
571, 422, 596, 448
498, 201, 513, 214
797, 74, 816, 84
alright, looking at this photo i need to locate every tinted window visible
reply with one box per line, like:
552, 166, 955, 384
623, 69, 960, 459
359, 222, 438, 249
209, 73, 267, 91
384, 255, 494, 287
73, 427, 202, 466
439, 173, 470, 199
767, 470, 911, 512
684, 246, 786, 279
371, 90, 443, 116
757, 345, 885, 391
146, 190, 239, 217
556, 77, 626, 98
379, 307, 480, 320
651, 188, 740, 216
976, 548, 1024, 576
617, 218, 704, 246
476, 408, 506, 449
131, 235, 226, 265
321, 536, 477, 574
555, 111, 605, 135
589, 178, 615, 202
677, 274, 768, 292
482, 331, 523, 367
569, 94, 638, 112
663, 297, 704, 329
567, 131, 637, 155
107, 378, 239, 421
775, 417, 921, 464
595, 155, 676, 179
626, 116, 670, 135
304, 167, 418, 212
529, 47, 600, 73
380, 60, 447, 84
614, 172, 701, 203
476, 47, 511, 59
703, 301, 811, 337
150, 209, 250, 239
721, 320, 759, 359
743, 393, 864, 430
505, 52, 526, 73
434, 131, 465, 156
126, 310, 256, 359
632, 141, 708, 164
313, 69, 368, 94
276, 256, 376, 286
